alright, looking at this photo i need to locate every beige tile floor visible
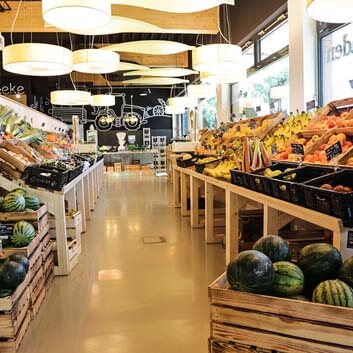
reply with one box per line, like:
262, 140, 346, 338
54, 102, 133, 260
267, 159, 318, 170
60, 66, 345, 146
19, 174, 225, 353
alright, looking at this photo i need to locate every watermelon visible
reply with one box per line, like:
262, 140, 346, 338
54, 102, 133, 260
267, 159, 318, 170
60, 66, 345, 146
312, 279, 353, 307
339, 257, 353, 288
24, 195, 40, 210
8, 254, 29, 273
2, 192, 26, 212
252, 235, 292, 262
227, 250, 274, 294
298, 243, 342, 282
0, 261, 26, 289
0, 289, 13, 298
272, 261, 305, 297
10, 221, 35, 247
10, 188, 27, 196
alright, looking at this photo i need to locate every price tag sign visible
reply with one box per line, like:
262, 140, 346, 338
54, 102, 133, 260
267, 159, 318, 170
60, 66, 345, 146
249, 120, 256, 129
236, 125, 241, 132
270, 102, 275, 109
271, 144, 278, 155
256, 106, 261, 112
326, 141, 342, 161
222, 144, 227, 151
347, 231, 353, 249
306, 99, 316, 111
206, 144, 211, 150
291, 143, 305, 155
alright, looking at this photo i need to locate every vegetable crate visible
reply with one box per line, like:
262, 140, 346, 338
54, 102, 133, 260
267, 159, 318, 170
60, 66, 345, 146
52, 238, 81, 275
0, 276, 31, 353
209, 273, 353, 353
48, 211, 83, 240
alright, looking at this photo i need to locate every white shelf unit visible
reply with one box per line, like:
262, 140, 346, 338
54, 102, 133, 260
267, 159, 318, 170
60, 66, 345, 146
143, 128, 151, 149
152, 136, 167, 176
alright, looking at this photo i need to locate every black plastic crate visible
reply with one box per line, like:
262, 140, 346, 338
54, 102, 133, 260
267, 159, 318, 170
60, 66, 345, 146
247, 162, 299, 195
68, 163, 84, 182
176, 156, 197, 168
271, 166, 337, 205
195, 158, 222, 174
23, 165, 70, 191
230, 169, 250, 188
304, 170, 353, 226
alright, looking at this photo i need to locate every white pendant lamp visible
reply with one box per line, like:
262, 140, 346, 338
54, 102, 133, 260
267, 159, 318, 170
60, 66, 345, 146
192, 44, 242, 72
51, 90, 91, 106
188, 84, 216, 99
123, 68, 197, 78
122, 77, 189, 85
91, 95, 116, 107
103, 41, 194, 55
118, 62, 150, 71
111, 0, 234, 13
200, 66, 244, 84
165, 105, 186, 115
42, 0, 112, 31
168, 96, 198, 108
2, 43, 72, 76
73, 49, 120, 74
307, 0, 353, 23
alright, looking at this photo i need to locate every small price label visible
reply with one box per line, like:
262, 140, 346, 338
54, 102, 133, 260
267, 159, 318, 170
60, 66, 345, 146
249, 120, 256, 129
270, 102, 275, 109
326, 141, 342, 161
306, 99, 316, 111
206, 144, 211, 150
291, 143, 305, 155
347, 231, 353, 249
236, 125, 241, 132
256, 106, 261, 112
271, 144, 278, 155
222, 144, 227, 151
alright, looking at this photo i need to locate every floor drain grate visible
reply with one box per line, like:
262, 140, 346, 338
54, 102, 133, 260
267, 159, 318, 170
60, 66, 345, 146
142, 236, 167, 244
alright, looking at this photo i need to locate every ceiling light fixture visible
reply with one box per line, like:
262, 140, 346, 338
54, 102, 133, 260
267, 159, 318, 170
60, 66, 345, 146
42, 0, 112, 31
122, 77, 189, 85
118, 62, 150, 71
51, 90, 91, 106
3, 43, 73, 76
192, 44, 242, 72
73, 49, 120, 74
123, 68, 197, 78
200, 66, 245, 84
168, 96, 198, 108
165, 105, 186, 115
307, 0, 353, 23
111, 0, 234, 13
91, 94, 116, 107
104, 40, 194, 55
187, 84, 216, 99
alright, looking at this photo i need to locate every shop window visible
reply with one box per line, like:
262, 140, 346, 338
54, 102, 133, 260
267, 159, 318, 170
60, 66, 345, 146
260, 21, 289, 61
239, 56, 289, 116
200, 97, 217, 129
243, 44, 255, 70
320, 23, 353, 104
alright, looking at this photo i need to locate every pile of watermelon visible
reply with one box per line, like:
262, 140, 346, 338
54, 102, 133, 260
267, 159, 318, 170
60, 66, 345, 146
0, 254, 29, 298
227, 235, 353, 308
0, 188, 41, 212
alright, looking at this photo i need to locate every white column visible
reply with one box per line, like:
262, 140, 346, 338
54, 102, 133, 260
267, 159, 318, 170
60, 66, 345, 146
216, 84, 231, 125
288, 0, 317, 111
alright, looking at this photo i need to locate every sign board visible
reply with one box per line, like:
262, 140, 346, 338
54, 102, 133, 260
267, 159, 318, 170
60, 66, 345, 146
326, 141, 342, 161
291, 143, 305, 155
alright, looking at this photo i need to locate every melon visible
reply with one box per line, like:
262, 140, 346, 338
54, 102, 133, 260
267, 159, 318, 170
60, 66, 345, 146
2, 192, 26, 212
227, 250, 274, 294
298, 243, 342, 282
252, 235, 292, 262
24, 195, 40, 210
312, 279, 353, 307
0, 261, 26, 289
10, 221, 35, 247
10, 188, 27, 196
339, 257, 353, 288
8, 254, 29, 273
272, 261, 305, 297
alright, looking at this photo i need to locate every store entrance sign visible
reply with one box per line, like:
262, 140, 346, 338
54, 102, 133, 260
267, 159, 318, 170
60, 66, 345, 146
326, 34, 353, 63
0, 83, 25, 95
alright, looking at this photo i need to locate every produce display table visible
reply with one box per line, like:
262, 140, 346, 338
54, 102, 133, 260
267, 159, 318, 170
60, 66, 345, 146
0, 159, 105, 275
103, 150, 158, 168
172, 166, 353, 263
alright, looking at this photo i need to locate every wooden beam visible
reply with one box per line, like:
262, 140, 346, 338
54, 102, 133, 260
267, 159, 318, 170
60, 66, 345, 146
1, 2, 218, 34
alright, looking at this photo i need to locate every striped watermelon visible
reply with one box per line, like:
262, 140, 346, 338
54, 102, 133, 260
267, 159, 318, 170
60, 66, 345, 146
253, 235, 292, 262
2, 193, 26, 212
313, 279, 353, 307
339, 257, 353, 288
10, 221, 35, 247
24, 195, 40, 210
10, 188, 27, 196
272, 261, 305, 297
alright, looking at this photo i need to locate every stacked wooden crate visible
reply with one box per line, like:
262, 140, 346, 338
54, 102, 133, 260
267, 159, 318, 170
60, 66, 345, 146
49, 211, 82, 273
0, 204, 52, 352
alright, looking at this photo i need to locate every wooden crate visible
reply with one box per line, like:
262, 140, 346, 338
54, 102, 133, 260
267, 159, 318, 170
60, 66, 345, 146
27, 243, 43, 282
124, 164, 141, 171
29, 267, 43, 305
53, 238, 81, 275
49, 211, 82, 239
0, 311, 31, 353
0, 204, 47, 223
114, 163, 122, 172
209, 273, 353, 353
43, 254, 54, 280
30, 287, 45, 320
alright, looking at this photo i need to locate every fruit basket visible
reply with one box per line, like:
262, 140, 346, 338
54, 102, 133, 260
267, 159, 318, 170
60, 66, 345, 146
304, 169, 353, 226
22, 165, 70, 191
247, 162, 300, 195
271, 165, 337, 205
176, 154, 198, 168
67, 163, 84, 182
230, 168, 250, 188
195, 157, 223, 174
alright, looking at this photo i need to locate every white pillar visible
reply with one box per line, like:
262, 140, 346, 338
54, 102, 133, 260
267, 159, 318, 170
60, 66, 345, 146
288, 0, 317, 111
216, 84, 231, 125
